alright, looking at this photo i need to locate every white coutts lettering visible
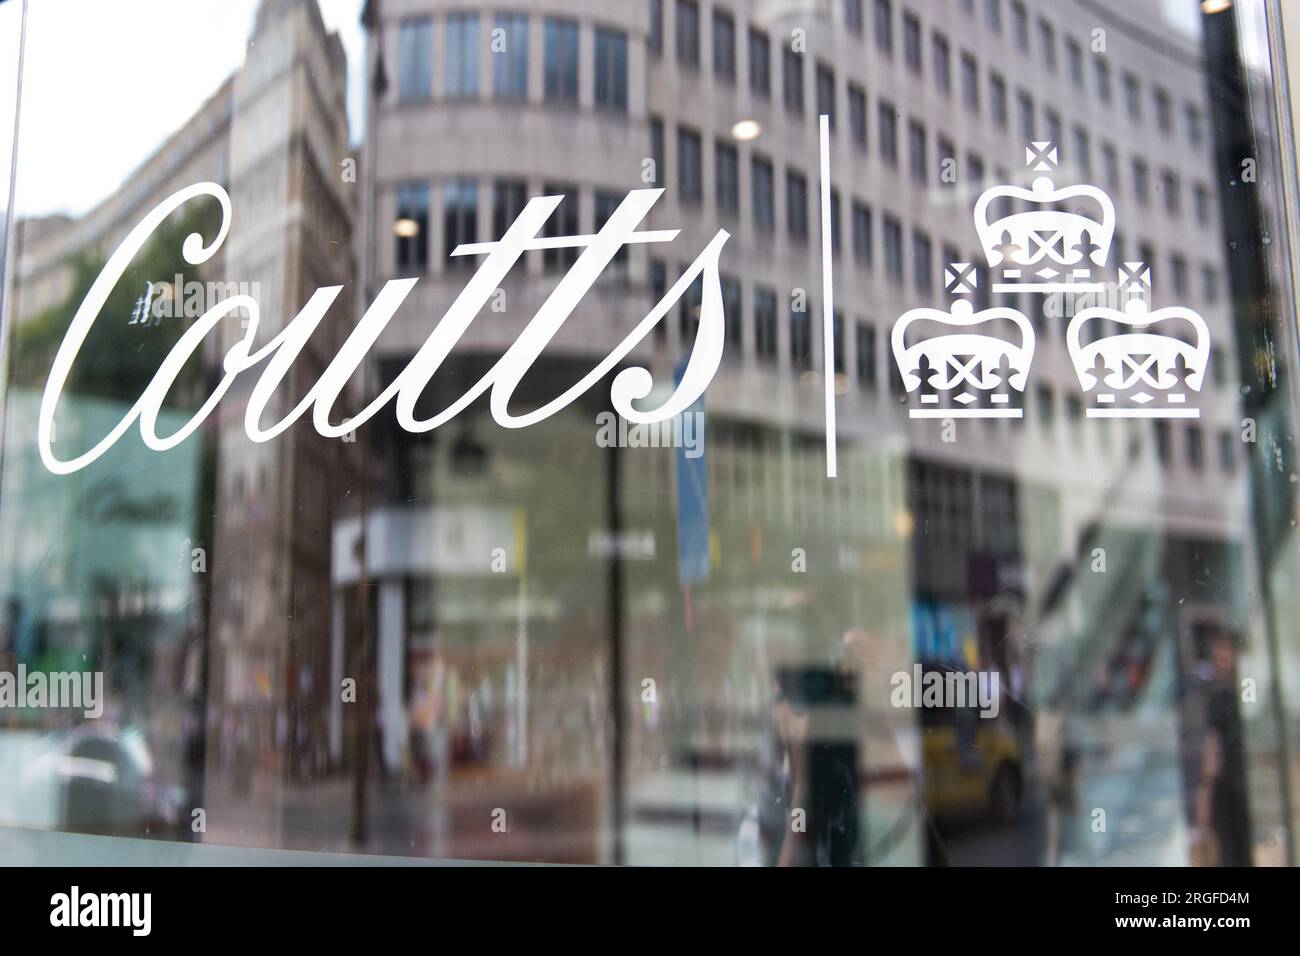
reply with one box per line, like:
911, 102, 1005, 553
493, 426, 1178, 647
38, 183, 730, 475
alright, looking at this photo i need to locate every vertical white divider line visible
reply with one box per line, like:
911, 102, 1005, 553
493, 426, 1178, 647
819, 114, 837, 478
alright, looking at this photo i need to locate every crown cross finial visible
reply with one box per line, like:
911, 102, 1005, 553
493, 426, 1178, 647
945, 262, 977, 295
1118, 261, 1152, 297
1026, 142, 1059, 172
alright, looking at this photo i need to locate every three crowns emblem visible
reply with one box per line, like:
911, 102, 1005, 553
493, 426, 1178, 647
890, 142, 1210, 420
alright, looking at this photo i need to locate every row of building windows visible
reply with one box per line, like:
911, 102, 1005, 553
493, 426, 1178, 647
396, 12, 628, 110
653, 1, 1207, 150
391, 173, 1223, 311
654, 108, 1211, 241
646, 125, 1223, 299
395, 177, 634, 274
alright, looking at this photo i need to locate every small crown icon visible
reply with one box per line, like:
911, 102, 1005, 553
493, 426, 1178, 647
973, 141, 1116, 293
1066, 265, 1210, 418
891, 295, 1036, 419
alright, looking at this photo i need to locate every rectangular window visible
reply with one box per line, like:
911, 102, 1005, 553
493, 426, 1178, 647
1067, 37, 1083, 87
829, 188, 842, 255
1154, 87, 1172, 133
884, 215, 904, 282
1171, 253, 1188, 297
790, 305, 812, 369
543, 18, 579, 103
933, 33, 951, 94
848, 84, 868, 149
445, 12, 479, 99
1011, 1, 1027, 48
816, 63, 836, 128
1044, 109, 1061, 150
1185, 424, 1201, 468
1161, 169, 1180, 216
1103, 142, 1120, 189
752, 155, 775, 231
395, 181, 429, 273
832, 311, 846, 373
1096, 58, 1112, 102
856, 321, 877, 388
985, 0, 1002, 32
650, 118, 665, 188
443, 177, 478, 269
1073, 126, 1091, 177
908, 120, 927, 183
755, 287, 778, 361
493, 14, 528, 100
721, 275, 743, 351
989, 72, 1007, 126
874, 0, 893, 53
1038, 19, 1055, 71
903, 13, 922, 73
1219, 429, 1236, 472
787, 168, 809, 241
748, 28, 770, 98
1133, 158, 1150, 204
913, 230, 932, 292
783, 48, 804, 113
1017, 89, 1034, 141
1203, 265, 1220, 303
1124, 72, 1141, 118
961, 53, 979, 113
1186, 103, 1204, 145
650, 0, 663, 57
491, 178, 527, 238
852, 201, 873, 264
846, 0, 864, 35
398, 17, 433, 102
676, 0, 700, 67
677, 127, 703, 203
713, 9, 736, 81
542, 183, 579, 271
715, 140, 740, 214
878, 101, 898, 165
1154, 420, 1173, 465
594, 27, 628, 111
1038, 385, 1055, 432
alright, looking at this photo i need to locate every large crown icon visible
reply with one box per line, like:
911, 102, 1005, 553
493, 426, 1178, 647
1066, 263, 1210, 418
974, 143, 1115, 292
891, 274, 1036, 419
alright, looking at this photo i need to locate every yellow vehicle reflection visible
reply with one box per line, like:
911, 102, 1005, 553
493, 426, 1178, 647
918, 668, 1023, 824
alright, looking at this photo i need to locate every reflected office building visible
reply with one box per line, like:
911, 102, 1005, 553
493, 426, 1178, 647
1, 0, 1299, 866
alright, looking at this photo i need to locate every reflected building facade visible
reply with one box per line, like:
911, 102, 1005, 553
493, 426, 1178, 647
351, 0, 1283, 865
3, 0, 356, 841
